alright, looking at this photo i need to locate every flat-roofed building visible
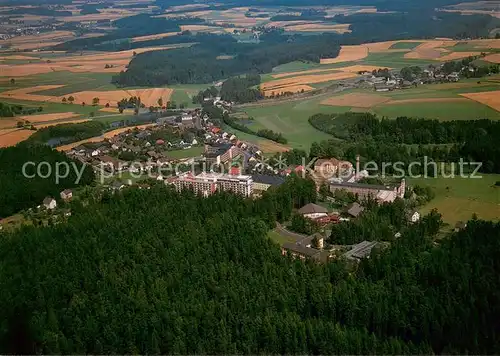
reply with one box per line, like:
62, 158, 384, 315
173, 172, 253, 197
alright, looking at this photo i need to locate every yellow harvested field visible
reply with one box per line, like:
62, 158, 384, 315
484, 54, 500, 64
320, 45, 368, 64
0, 55, 39, 60
403, 40, 457, 60
0, 129, 35, 148
321, 93, 391, 108
60, 12, 134, 22
265, 20, 316, 28
0, 112, 79, 130
284, 23, 351, 33
336, 64, 391, 73
155, 10, 213, 18
130, 32, 179, 42
263, 84, 314, 97
0, 85, 65, 102
168, 4, 210, 11
64, 88, 173, 107
471, 39, 500, 49
257, 140, 290, 153
384, 98, 471, 105
216, 55, 234, 60
262, 72, 358, 92
437, 51, 484, 61
35, 119, 89, 128
460, 90, 500, 112
17, 112, 79, 123
272, 65, 389, 79
0, 46, 183, 77
180, 25, 221, 32
272, 68, 339, 79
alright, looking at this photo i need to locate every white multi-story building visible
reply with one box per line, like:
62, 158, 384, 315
173, 173, 253, 197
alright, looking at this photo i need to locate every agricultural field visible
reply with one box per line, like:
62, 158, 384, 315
233, 95, 349, 149
408, 174, 500, 224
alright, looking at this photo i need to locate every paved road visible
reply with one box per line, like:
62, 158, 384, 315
275, 222, 309, 243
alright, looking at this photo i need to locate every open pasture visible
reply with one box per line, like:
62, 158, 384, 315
321, 93, 391, 108
283, 23, 351, 34
261, 72, 358, 96
409, 174, 500, 224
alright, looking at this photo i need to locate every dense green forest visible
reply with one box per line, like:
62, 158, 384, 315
309, 112, 500, 173
0, 102, 40, 117
335, 11, 500, 42
0, 143, 95, 218
154, 0, 480, 12
113, 33, 341, 86
0, 176, 499, 353
220, 75, 263, 104
27, 121, 106, 146
1, 6, 71, 16
50, 15, 205, 52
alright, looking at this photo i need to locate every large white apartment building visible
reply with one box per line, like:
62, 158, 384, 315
173, 172, 253, 197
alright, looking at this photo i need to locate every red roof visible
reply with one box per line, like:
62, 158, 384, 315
230, 166, 241, 176
211, 127, 221, 134
156, 139, 165, 145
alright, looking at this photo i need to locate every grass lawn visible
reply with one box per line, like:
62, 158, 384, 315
235, 97, 348, 150
361, 51, 439, 69
390, 41, 422, 50
165, 146, 204, 159
409, 174, 500, 224
272, 61, 320, 73
267, 229, 295, 246
1, 72, 116, 96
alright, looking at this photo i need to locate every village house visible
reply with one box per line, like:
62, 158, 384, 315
251, 174, 285, 193
343, 240, 386, 261
314, 158, 353, 179
329, 179, 406, 203
43, 197, 57, 210
455, 221, 467, 232
281, 233, 328, 262
60, 189, 73, 201
298, 203, 329, 219
406, 210, 420, 223
347, 202, 365, 218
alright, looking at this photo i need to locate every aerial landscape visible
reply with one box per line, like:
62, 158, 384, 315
0, 0, 499, 353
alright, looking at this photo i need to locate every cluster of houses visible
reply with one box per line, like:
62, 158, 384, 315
281, 199, 418, 263
357, 65, 463, 92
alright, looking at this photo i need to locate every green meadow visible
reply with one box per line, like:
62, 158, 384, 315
408, 175, 500, 224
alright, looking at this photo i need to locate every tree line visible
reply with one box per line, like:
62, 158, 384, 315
27, 121, 107, 146
112, 32, 341, 86
308, 112, 500, 173
0, 142, 95, 218
0, 173, 499, 353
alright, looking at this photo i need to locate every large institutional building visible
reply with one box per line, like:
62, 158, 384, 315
172, 172, 253, 197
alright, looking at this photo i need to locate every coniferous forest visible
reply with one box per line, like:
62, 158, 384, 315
0, 177, 499, 354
